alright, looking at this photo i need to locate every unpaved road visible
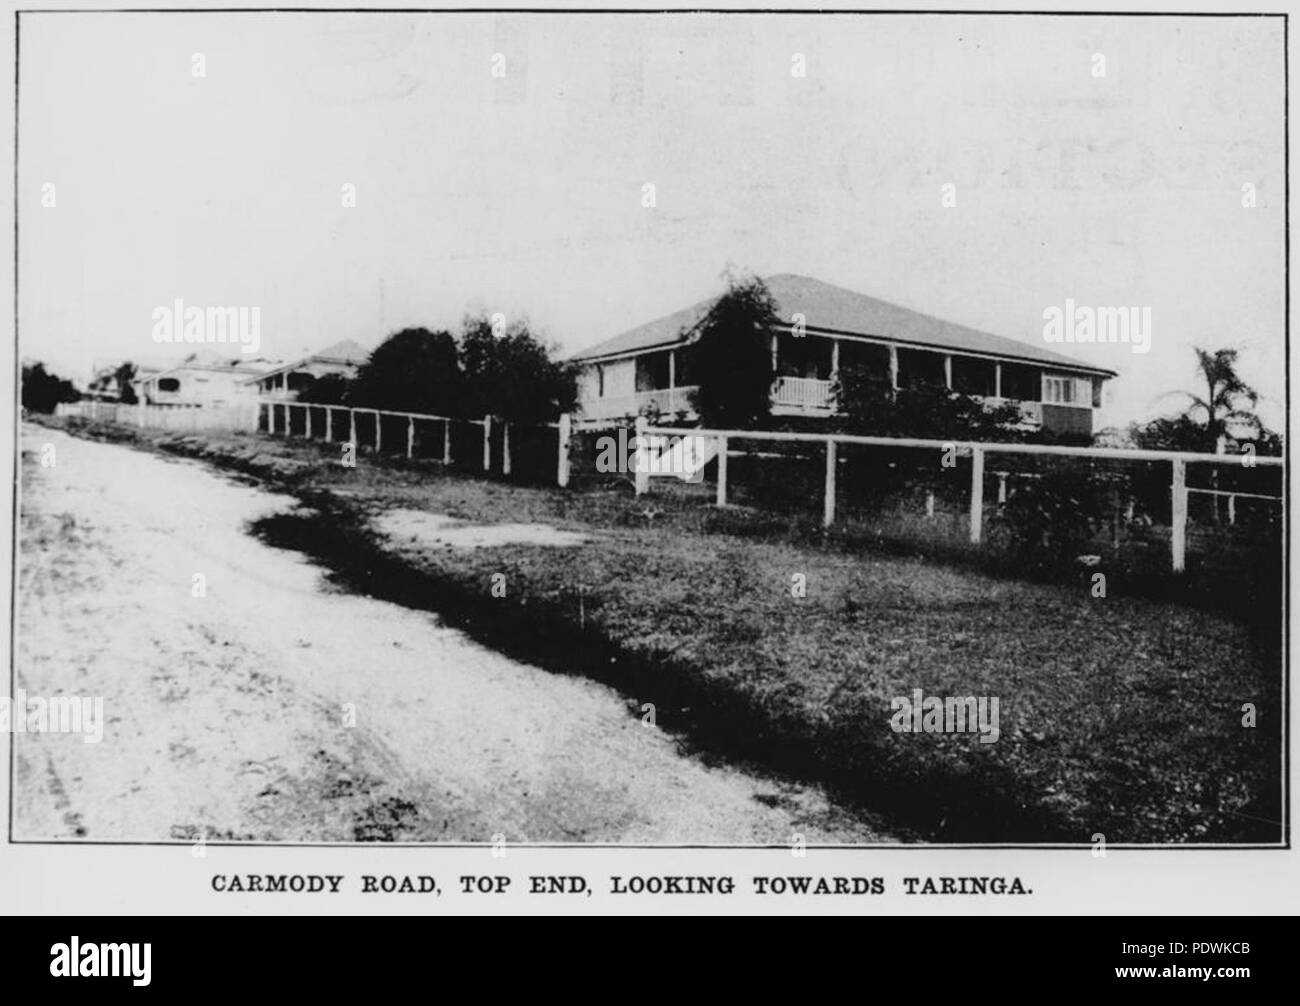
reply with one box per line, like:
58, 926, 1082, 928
15, 424, 885, 843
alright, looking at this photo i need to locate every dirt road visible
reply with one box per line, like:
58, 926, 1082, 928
15, 424, 884, 843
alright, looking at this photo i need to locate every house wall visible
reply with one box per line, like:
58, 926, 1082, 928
576, 358, 636, 414
603, 359, 636, 399
1041, 403, 1093, 437
146, 369, 261, 406
576, 365, 601, 404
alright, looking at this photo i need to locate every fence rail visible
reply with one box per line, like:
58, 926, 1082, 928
50, 401, 1284, 573
637, 422, 1284, 573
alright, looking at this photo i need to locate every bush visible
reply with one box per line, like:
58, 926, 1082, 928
22, 363, 80, 413
990, 461, 1112, 559
833, 366, 1024, 441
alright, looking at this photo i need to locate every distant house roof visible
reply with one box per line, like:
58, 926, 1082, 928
146, 353, 282, 382
245, 339, 371, 384
310, 339, 370, 364
570, 274, 1117, 377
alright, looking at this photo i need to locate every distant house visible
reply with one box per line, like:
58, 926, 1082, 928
245, 339, 370, 401
139, 352, 280, 407
570, 274, 1117, 437
85, 359, 167, 402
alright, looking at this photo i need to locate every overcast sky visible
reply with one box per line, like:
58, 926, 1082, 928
18, 12, 1284, 430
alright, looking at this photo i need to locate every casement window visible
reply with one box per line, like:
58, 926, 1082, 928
1043, 375, 1090, 405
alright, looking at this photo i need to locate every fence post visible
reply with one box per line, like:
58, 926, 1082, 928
349, 408, 357, 448
443, 419, 452, 465
325, 406, 333, 443
502, 422, 512, 476
1171, 458, 1187, 572
1228, 493, 1236, 526
969, 446, 985, 544
482, 415, 492, 471
716, 435, 728, 506
823, 439, 837, 528
305, 405, 312, 439
925, 491, 935, 519
137, 401, 145, 428
557, 413, 571, 488
374, 411, 382, 453
634, 416, 649, 496
406, 416, 415, 459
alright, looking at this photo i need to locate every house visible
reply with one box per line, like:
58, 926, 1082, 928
245, 339, 370, 401
139, 352, 280, 407
570, 274, 1118, 437
85, 358, 168, 402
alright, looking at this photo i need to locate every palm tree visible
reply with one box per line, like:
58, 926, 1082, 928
1169, 348, 1261, 525
1175, 348, 1260, 452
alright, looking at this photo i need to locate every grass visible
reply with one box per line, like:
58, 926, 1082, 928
35, 415, 1285, 843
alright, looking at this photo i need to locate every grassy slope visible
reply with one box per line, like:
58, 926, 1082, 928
40, 417, 1284, 843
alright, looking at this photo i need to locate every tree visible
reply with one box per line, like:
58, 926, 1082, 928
1171, 347, 1261, 450
22, 362, 80, 413
114, 362, 138, 404
686, 272, 778, 428
458, 314, 579, 423
349, 328, 461, 415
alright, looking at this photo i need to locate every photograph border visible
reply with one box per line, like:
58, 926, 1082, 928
8, 4, 1290, 853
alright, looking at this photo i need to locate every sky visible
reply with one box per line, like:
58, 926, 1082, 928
17, 11, 1285, 430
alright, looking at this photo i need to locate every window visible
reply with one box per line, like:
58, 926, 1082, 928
1043, 376, 1086, 405
158, 378, 180, 393
596, 365, 605, 398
